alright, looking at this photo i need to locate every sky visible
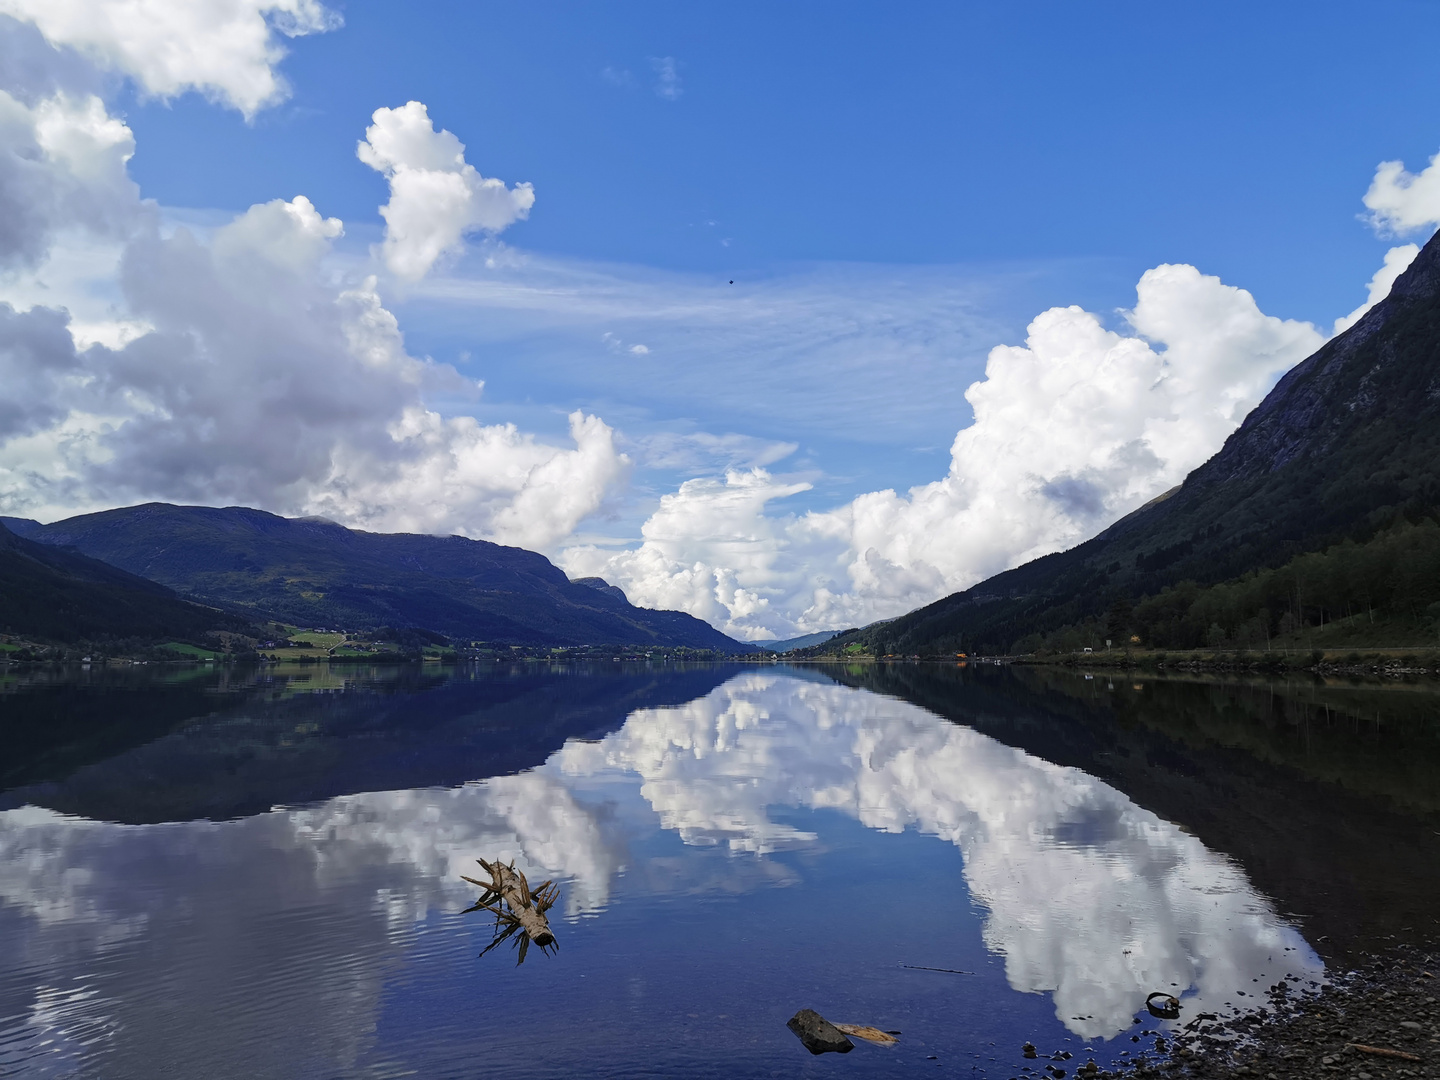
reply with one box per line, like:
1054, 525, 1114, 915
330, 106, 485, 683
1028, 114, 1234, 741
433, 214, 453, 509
2, 0, 1440, 640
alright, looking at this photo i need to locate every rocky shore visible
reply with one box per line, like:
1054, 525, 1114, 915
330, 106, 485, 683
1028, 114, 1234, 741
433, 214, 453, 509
1032, 651, 1440, 678
1014, 947, 1437, 1080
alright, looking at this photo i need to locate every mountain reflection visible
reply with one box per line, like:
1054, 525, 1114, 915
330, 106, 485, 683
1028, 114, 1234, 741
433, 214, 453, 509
0, 670, 1319, 1066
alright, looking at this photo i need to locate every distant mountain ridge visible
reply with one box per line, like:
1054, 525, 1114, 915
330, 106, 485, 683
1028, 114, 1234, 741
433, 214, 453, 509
8, 504, 753, 652
0, 520, 251, 645
751, 630, 844, 652
570, 576, 630, 602
836, 227, 1440, 655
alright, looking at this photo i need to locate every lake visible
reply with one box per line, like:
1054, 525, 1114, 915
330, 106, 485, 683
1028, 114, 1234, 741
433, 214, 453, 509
2, 661, 1437, 1078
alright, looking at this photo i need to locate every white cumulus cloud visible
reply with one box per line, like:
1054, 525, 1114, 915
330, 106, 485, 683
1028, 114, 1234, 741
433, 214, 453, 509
0, 194, 627, 547
0, 88, 140, 271
311, 408, 631, 550
1363, 150, 1440, 236
359, 101, 535, 282
0, 0, 339, 117
0, 31, 626, 549
1333, 242, 1420, 334
565, 266, 1325, 639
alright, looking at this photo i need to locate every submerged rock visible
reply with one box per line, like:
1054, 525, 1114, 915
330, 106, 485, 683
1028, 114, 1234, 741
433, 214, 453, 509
786, 1009, 855, 1055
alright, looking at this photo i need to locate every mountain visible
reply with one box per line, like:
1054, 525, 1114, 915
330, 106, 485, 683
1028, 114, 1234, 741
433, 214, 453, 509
751, 630, 844, 652
0, 517, 41, 538
570, 576, 630, 602
10, 503, 753, 651
843, 228, 1440, 656
0, 520, 252, 645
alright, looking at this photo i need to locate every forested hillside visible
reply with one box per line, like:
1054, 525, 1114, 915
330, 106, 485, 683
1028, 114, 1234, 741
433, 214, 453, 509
0, 521, 252, 648
6, 503, 752, 651
1019, 515, 1440, 653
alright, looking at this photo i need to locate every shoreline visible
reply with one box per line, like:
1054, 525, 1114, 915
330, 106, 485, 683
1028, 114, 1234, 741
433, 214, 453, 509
1034, 945, 1439, 1080
787, 651, 1440, 679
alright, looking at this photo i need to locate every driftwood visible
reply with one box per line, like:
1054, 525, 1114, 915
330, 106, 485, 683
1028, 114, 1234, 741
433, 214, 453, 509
462, 857, 559, 964
786, 1010, 900, 1054
832, 1024, 899, 1046
1348, 1043, 1423, 1062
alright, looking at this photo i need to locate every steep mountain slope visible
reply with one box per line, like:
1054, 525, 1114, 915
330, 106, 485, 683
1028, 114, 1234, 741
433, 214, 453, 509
0, 521, 251, 645
851, 229, 1440, 655
10, 504, 751, 651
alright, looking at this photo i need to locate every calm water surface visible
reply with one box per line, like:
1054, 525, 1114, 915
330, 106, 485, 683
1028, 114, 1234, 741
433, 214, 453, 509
1, 661, 1437, 1078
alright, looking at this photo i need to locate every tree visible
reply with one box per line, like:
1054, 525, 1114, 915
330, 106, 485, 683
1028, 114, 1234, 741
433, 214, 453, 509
1105, 596, 1133, 643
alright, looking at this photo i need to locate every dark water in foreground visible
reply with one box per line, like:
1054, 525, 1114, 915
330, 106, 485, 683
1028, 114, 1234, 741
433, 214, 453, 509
1, 661, 1436, 1078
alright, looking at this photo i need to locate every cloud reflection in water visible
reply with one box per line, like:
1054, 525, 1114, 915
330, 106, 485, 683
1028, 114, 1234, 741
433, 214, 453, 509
0, 671, 1320, 1071
555, 673, 1322, 1038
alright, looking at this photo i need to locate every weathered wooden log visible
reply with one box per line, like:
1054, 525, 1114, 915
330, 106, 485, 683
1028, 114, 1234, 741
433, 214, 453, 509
833, 1024, 899, 1046
1347, 1043, 1423, 1063
462, 857, 560, 964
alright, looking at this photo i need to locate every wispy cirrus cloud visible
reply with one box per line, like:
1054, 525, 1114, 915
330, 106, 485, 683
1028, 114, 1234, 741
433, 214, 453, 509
600, 65, 634, 88
628, 431, 799, 473
649, 56, 682, 100
400, 251, 1035, 451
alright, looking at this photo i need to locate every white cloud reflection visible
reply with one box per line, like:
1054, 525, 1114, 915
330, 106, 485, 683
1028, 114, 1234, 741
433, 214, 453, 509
555, 674, 1322, 1038
0, 673, 1319, 1066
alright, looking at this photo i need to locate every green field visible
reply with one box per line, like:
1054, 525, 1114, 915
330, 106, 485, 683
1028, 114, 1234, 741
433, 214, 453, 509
287, 630, 347, 649
158, 642, 222, 659
330, 644, 406, 657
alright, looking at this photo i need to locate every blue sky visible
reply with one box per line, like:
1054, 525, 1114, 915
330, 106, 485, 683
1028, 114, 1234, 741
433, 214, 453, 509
127, 1, 1437, 312
3, 0, 1440, 637
115, 2, 1440, 496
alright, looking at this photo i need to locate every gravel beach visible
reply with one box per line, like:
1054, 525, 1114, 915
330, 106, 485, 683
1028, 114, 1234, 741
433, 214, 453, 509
1014, 947, 1438, 1080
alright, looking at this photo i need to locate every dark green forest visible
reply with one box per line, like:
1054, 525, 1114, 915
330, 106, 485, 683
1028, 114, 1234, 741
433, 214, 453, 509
0, 521, 255, 652
1016, 513, 1440, 653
